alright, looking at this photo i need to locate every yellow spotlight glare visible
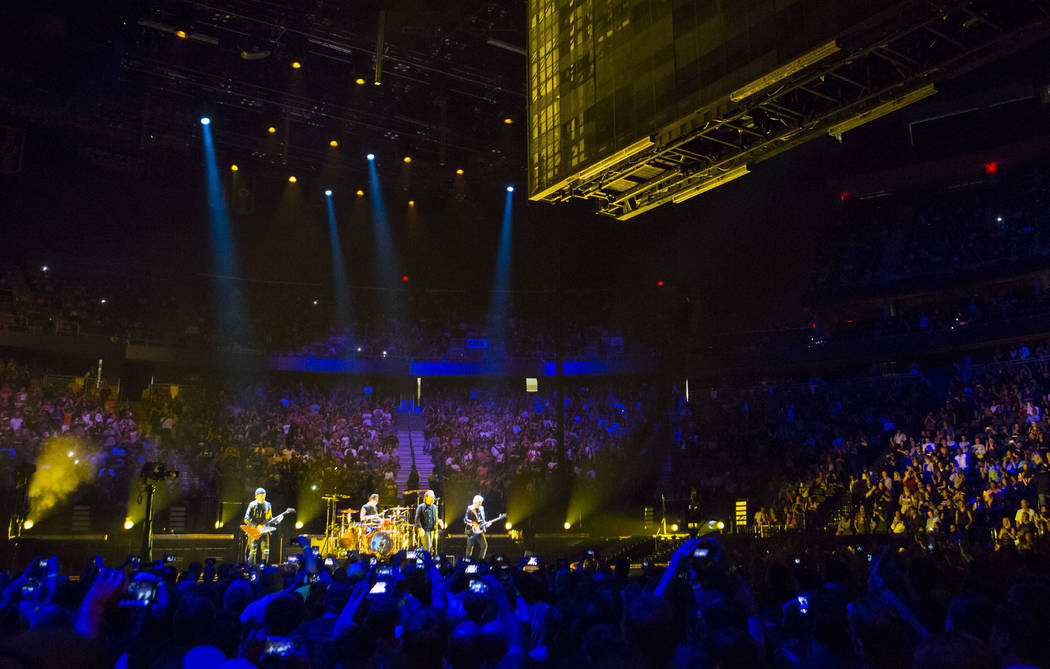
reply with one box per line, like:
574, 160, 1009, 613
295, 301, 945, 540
267, 126, 276, 134
355, 78, 366, 85
67, 451, 74, 458
230, 164, 239, 172
288, 175, 297, 183
373, 80, 381, 86
329, 140, 338, 147
563, 522, 571, 531
311, 484, 318, 491
175, 30, 188, 39
408, 200, 415, 207
505, 522, 512, 531
291, 61, 302, 69
124, 519, 135, 530
671, 524, 679, 532
402, 156, 412, 164
356, 189, 364, 197
503, 117, 513, 124
717, 521, 725, 530
22, 520, 33, 530
214, 520, 222, 529
455, 168, 464, 175
295, 521, 304, 529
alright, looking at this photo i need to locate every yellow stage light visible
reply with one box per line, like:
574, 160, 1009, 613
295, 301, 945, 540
355, 78, 366, 85
214, 520, 222, 529
124, 519, 135, 530
295, 521, 304, 529
291, 61, 301, 69
230, 164, 239, 172
267, 126, 276, 134
671, 524, 679, 532
175, 30, 188, 39
505, 522, 512, 531
288, 175, 297, 183
22, 520, 33, 530
455, 168, 464, 175
329, 140, 338, 147
563, 522, 571, 531
503, 117, 513, 124
403, 156, 412, 164
356, 189, 364, 197
408, 200, 415, 207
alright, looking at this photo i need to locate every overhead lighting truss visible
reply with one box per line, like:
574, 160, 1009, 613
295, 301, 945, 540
532, 0, 1050, 221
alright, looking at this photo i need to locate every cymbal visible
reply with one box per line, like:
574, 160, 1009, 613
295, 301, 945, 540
321, 494, 351, 499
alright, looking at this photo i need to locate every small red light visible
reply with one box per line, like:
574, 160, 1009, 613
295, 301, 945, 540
840, 192, 849, 201
657, 281, 663, 286
401, 275, 408, 282
984, 161, 999, 175
846, 319, 853, 323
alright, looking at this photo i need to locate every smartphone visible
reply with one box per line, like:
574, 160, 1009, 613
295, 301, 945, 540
369, 581, 388, 595
20, 578, 40, 596
464, 564, 479, 574
585, 550, 594, 557
867, 554, 873, 562
693, 548, 709, 558
250, 572, 258, 582
311, 547, 321, 557
415, 558, 424, 568
306, 573, 320, 583
369, 557, 378, 567
164, 554, 177, 564
288, 555, 300, 563
324, 557, 335, 567
406, 551, 417, 560
262, 637, 294, 658
797, 595, 809, 615
376, 566, 394, 580
37, 559, 48, 570
121, 579, 157, 607
468, 579, 488, 594
526, 556, 539, 566
131, 556, 142, 571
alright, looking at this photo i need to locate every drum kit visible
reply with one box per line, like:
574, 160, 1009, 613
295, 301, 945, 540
321, 491, 430, 557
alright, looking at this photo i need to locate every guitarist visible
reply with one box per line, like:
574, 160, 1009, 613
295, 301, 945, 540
463, 494, 489, 561
243, 487, 273, 564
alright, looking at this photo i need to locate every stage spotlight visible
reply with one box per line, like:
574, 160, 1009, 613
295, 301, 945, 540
214, 520, 222, 529
455, 168, 464, 175
230, 164, 239, 172
200, 116, 211, 125
311, 484, 318, 491
403, 156, 412, 164
355, 77, 366, 85
22, 520, 33, 530
291, 61, 302, 69
373, 80, 381, 86
312, 300, 318, 305
41, 266, 48, 272
100, 298, 107, 304
67, 451, 74, 458
505, 522, 512, 531
671, 524, 679, 532
288, 175, 297, 183
503, 117, 513, 124
506, 185, 514, 192
563, 522, 571, 531
657, 281, 663, 286
407, 200, 414, 207
124, 519, 135, 530
267, 126, 276, 134
329, 140, 339, 147
356, 189, 365, 197
401, 275, 408, 282
175, 29, 188, 39
366, 153, 375, 161
717, 521, 725, 529
324, 189, 333, 196
295, 521, 304, 529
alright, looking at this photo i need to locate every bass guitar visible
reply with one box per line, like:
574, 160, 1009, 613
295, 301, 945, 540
467, 513, 507, 536
241, 507, 296, 540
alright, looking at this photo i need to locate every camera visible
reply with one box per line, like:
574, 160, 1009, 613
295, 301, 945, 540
464, 564, 479, 574
324, 557, 335, 567
468, 579, 488, 594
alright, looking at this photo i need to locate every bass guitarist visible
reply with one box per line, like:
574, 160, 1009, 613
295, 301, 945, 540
463, 494, 505, 561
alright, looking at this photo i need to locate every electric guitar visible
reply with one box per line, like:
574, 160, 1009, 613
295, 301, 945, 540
241, 507, 295, 540
467, 513, 507, 535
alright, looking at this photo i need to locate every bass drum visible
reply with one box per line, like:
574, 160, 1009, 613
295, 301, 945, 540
366, 531, 396, 557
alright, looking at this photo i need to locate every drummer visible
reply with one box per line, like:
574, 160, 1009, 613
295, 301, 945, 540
360, 493, 381, 523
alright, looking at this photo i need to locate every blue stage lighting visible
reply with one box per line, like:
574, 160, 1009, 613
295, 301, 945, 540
506, 185, 514, 192
325, 189, 333, 196
366, 153, 375, 161
200, 116, 211, 125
